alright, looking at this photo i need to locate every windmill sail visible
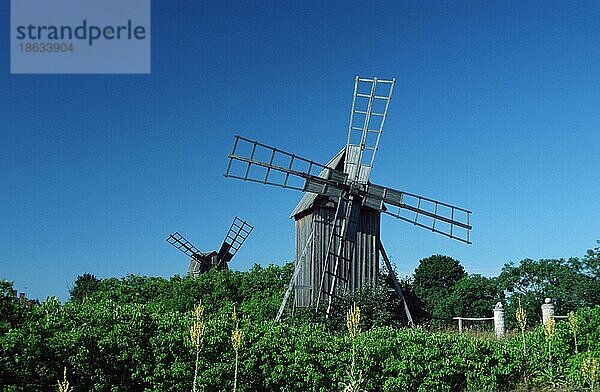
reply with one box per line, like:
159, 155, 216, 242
225, 135, 348, 197
364, 183, 472, 243
345, 77, 395, 184
166, 232, 205, 259
166, 232, 212, 274
216, 217, 254, 268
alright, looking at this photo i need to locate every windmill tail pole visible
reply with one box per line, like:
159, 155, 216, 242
275, 226, 315, 321
378, 239, 415, 327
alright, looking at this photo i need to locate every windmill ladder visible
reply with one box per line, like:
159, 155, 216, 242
316, 197, 359, 315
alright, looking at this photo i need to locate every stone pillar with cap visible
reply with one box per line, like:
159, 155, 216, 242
541, 298, 555, 324
493, 302, 505, 338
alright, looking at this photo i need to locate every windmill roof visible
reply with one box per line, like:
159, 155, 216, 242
290, 147, 345, 218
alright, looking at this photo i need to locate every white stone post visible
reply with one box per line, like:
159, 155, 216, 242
493, 302, 505, 338
541, 298, 555, 324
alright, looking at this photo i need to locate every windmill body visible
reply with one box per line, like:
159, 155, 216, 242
290, 149, 380, 308
167, 217, 253, 277
225, 76, 472, 318
187, 251, 218, 277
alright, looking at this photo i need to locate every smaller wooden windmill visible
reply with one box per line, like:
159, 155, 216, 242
166, 217, 253, 277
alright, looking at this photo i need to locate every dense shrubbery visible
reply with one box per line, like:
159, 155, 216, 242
1, 280, 599, 391
1, 243, 599, 391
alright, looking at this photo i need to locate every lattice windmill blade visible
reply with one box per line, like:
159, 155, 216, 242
167, 232, 211, 276
345, 77, 395, 184
216, 217, 254, 268
225, 135, 348, 197
363, 183, 472, 244
166, 232, 206, 259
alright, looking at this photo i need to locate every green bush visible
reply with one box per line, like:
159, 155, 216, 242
1, 266, 599, 391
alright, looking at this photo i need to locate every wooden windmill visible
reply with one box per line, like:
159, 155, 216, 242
224, 76, 471, 321
166, 217, 253, 277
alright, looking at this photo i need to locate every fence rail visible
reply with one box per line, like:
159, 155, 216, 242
453, 298, 567, 339
452, 317, 494, 333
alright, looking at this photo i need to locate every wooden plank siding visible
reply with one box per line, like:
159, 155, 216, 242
294, 204, 380, 308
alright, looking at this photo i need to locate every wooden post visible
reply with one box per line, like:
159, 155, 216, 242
493, 302, 505, 338
458, 318, 463, 333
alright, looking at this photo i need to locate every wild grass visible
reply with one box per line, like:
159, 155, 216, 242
343, 302, 364, 392
231, 306, 243, 392
515, 298, 536, 390
543, 316, 556, 364
568, 311, 579, 354
516, 298, 527, 356
582, 353, 599, 391
56, 367, 72, 392
190, 301, 206, 392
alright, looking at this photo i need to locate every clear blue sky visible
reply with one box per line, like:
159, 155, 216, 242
2, 1, 599, 302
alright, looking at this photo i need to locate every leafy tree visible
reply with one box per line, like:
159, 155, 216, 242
0, 280, 34, 333
582, 240, 600, 278
0, 280, 18, 331
397, 276, 428, 324
412, 255, 465, 319
498, 247, 600, 327
328, 284, 401, 330
69, 273, 100, 302
436, 275, 503, 319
